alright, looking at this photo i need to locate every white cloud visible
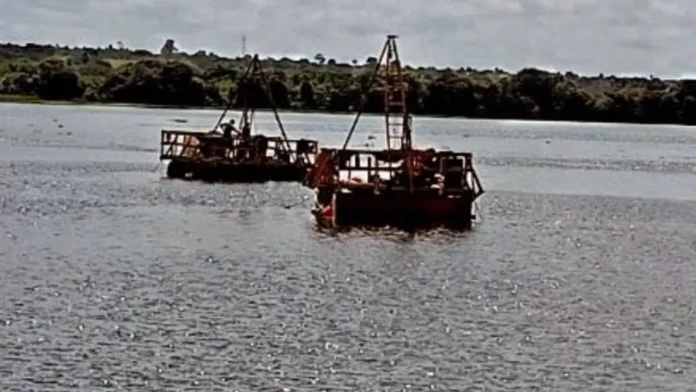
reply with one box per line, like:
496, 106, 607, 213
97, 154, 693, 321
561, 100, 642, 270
1, 0, 695, 77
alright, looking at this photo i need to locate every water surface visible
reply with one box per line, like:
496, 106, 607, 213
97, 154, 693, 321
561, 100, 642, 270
1, 103, 695, 391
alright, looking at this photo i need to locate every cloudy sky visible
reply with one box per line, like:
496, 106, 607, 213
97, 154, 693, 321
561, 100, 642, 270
1, 0, 693, 78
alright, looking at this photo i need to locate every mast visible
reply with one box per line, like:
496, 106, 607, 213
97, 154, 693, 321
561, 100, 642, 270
382, 35, 411, 151
341, 35, 411, 152
212, 54, 294, 158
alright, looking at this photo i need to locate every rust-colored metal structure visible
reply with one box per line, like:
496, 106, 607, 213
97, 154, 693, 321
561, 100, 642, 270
159, 54, 319, 183
303, 35, 484, 229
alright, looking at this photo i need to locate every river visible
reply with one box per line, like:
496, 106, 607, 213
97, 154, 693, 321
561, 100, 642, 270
1, 102, 695, 391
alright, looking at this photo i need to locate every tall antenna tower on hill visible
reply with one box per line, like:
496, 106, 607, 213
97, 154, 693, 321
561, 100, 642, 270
242, 35, 247, 56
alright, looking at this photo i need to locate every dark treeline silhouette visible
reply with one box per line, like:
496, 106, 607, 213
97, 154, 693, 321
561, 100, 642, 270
1, 41, 695, 125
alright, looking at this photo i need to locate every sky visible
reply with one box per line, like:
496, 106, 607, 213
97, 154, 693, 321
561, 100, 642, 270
1, 0, 695, 78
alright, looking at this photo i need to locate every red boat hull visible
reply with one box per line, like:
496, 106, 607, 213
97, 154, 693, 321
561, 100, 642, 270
313, 189, 476, 229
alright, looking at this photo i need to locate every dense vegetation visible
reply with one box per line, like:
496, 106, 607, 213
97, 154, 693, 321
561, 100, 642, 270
1, 40, 696, 125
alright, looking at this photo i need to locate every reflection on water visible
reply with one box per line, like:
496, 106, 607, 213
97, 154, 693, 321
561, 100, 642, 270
1, 102, 695, 391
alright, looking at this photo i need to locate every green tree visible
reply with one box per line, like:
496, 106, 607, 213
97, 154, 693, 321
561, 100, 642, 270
299, 80, 315, 107
160, 39, 178, 56
0, 41, 694, 126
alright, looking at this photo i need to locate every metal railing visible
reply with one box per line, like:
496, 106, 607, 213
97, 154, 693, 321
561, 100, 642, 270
304, 147, 484, 199
160, 130, 318, 166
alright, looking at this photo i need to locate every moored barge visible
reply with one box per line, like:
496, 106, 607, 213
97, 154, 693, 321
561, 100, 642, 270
159, 54, 318, 183
303, 35, 484, 229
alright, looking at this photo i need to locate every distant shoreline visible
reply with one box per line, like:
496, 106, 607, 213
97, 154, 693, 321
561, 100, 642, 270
0, 94, 353, 115
0, 93, 477, 120
2, 41, 696, 127
3, 94, 695, 129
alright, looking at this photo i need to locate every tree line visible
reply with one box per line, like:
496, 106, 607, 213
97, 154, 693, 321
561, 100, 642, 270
1, 41, 696, 125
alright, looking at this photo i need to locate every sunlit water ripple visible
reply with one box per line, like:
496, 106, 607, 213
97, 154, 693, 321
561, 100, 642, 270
1, 103, 695, 391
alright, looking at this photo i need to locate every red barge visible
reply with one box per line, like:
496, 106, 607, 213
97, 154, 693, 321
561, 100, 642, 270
303, 35, 484, 229
159, 54, 318, 183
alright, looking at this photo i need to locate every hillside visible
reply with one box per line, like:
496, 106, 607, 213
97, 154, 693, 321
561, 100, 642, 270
1, 41, 695, 125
